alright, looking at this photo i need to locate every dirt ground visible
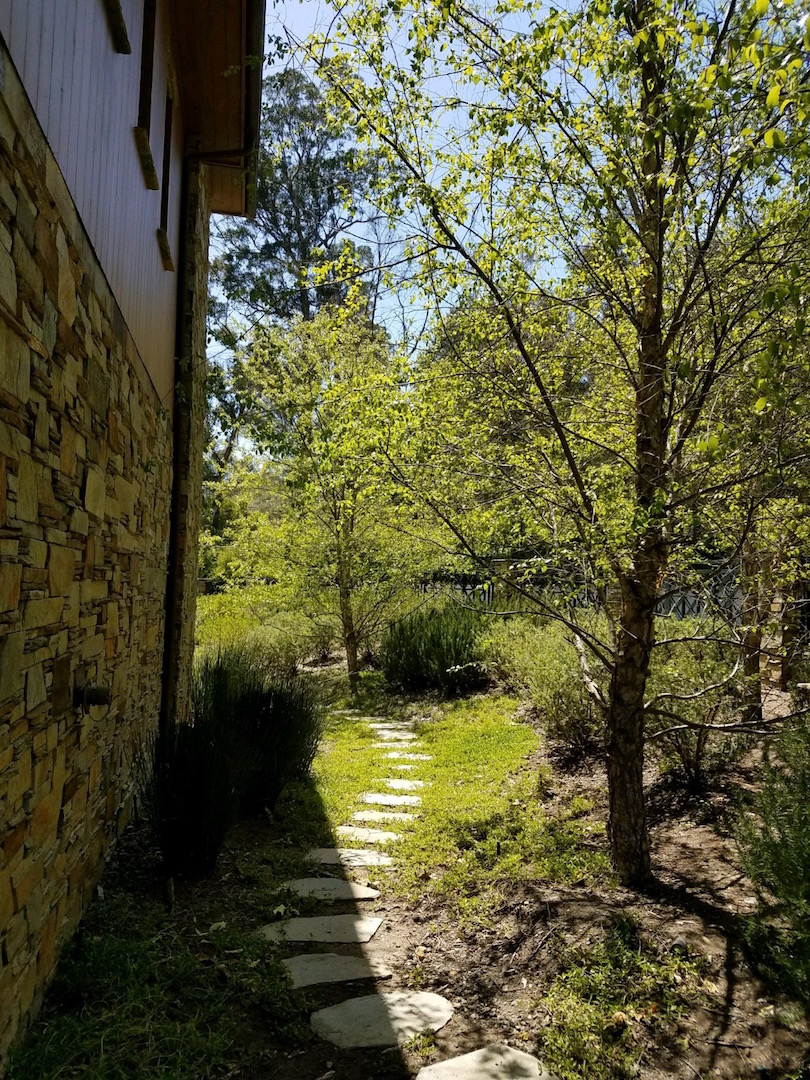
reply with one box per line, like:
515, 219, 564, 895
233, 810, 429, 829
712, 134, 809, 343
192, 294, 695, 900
170, 731, 808, 1080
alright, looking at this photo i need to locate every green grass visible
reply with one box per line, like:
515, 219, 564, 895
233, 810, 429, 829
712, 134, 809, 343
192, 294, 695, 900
532, 914, 710, 1080
308, 689, 610, 928
7, 886, 307, 1080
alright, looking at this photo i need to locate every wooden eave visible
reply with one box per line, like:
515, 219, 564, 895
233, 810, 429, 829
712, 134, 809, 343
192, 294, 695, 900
169, 0, 265, 217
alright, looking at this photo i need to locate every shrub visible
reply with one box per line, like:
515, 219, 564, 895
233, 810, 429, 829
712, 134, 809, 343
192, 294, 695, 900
481, 616, 603, 753
194, 645, 323, 815
647, 618, 745, 787
380, 604, 486, 695
136, 712, 238, 877
137, 644, 322, 874
737, 720, 810, 1004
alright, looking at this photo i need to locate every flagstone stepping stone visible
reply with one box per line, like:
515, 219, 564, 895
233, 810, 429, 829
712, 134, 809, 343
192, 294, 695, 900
386, 751, 432, 761
352, 810, 416, 824
336, 825, 401, 844
283, 952, 394, 989
280, 878, 381, 901
306, 847, 394, 867
367, 722, 416, 731
390, 763, 417, 771
362, 792, 421, 807
258, 914, 383, 943
310, 990, 454, 1049
415, 1043, 555, 1079
374, 731, 419, 741
376, 777, 427, 791
373, 741, 423, 749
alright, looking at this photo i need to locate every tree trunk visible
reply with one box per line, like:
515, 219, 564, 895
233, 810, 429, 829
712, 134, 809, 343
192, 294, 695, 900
337, 554, 359, 696
740, 541, 765, 725
606, 573, 655, 886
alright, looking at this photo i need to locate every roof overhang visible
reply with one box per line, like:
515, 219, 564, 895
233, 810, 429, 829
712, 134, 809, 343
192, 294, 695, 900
169, 0, 265, 217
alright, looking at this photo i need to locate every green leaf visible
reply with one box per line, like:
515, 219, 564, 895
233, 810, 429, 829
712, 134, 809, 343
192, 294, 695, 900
766, 85, 780, 109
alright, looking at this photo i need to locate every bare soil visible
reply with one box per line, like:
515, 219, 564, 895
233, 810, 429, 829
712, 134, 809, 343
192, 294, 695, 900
167, 736, 809, 1080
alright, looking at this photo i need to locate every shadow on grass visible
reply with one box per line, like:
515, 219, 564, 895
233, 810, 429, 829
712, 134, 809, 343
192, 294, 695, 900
8, 706, 410, 1080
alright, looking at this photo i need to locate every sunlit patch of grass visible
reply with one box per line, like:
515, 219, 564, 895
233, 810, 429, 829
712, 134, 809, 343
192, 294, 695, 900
311, 690, 611, 929
533, 914, 709, 1080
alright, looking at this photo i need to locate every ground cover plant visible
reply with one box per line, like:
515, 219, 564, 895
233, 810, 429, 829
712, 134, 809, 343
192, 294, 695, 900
13, 662, 809, 1079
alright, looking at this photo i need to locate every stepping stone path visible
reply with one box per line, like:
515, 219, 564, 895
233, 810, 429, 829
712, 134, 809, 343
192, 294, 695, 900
281, 877, 381, 900
283, 953, 394, 990
415, 1043, 554, 1079
336, 825, 401, 844
311, 990, 454, 1049
261, 710, 555, 1076
259, 914, 383, 943
362, 792, 422, 807
376, 777, 427, 791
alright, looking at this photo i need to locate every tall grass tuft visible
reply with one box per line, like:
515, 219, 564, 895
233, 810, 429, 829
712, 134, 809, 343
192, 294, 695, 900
380, 604, 486, 695
137, 643, 322, 876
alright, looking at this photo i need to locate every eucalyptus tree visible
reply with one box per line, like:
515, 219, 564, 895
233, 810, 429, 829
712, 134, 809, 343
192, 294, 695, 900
305, 0, 810, 883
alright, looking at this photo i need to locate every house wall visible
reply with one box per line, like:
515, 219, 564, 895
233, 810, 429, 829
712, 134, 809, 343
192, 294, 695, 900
0, 0, 184, 404
0, 33, 209, 1062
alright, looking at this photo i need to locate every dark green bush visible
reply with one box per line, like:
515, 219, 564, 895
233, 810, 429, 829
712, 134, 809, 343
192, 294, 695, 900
737, 720, 810, 1004
137, 644, 322, 875
380, 604, 486, 695
195, 644, 322, 815
138, 712, 238, 877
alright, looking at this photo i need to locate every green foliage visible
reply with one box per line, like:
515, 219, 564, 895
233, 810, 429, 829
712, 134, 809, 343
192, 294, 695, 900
196, 587, 339, 674
194, 646, 323, 816
737, 721, 810, 1003
6, 871, 304, 1079
137, 644, 322, 875
537, 914, 708, 1080
647, 618, 747, 786
481, 616, 603, 754
380, 603, 486, 695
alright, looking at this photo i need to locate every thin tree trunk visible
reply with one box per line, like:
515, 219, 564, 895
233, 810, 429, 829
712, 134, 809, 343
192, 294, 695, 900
606, 572, 656, 886
337, 553, 359, 696
740, 540, 764, 725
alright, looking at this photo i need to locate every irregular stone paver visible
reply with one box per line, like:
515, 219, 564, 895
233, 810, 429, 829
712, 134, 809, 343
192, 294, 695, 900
390, 763, 417, 771
367, 722, 416, 731
306, 847, 394, 867
385, 751, 432, 760
374, 731, 419, 741
352, 810, 416, 824
362, 792, 422, 807
336, 825, 401, 844
258, 914, 383, 943
416, 1043, 555, 1079
311, 990, 454, 1049
283, 952, 394, 989
373, 741, 423, 749
280, 878, 381, 901
376, 777, 427, 791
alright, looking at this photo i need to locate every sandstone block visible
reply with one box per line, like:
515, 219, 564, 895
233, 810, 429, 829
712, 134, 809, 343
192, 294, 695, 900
0, 631, 25, 700
23, 597, 64, 629
0, 562, 22, 611
83, 467, 106, 519
25, 663, 47, 710
0, 319, 31, 405
0, 241, 17, 308
16, 456, 38, 522
47, 546, 76, 596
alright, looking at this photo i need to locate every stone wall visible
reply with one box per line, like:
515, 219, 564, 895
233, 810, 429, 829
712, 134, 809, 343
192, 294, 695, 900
0, 45, 200, 1062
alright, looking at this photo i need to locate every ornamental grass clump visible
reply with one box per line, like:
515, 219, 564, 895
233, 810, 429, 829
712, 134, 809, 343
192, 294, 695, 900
138, 642, 322, 876
380, 604, 486, 695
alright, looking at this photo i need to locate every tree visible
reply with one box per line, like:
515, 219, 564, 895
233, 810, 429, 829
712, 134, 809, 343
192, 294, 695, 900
209, 68, 374, 335
236, 308, 436, 693
305, 0, 810, 882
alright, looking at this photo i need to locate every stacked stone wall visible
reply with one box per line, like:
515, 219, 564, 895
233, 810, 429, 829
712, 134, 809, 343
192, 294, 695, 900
0, 47, 175, 1061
